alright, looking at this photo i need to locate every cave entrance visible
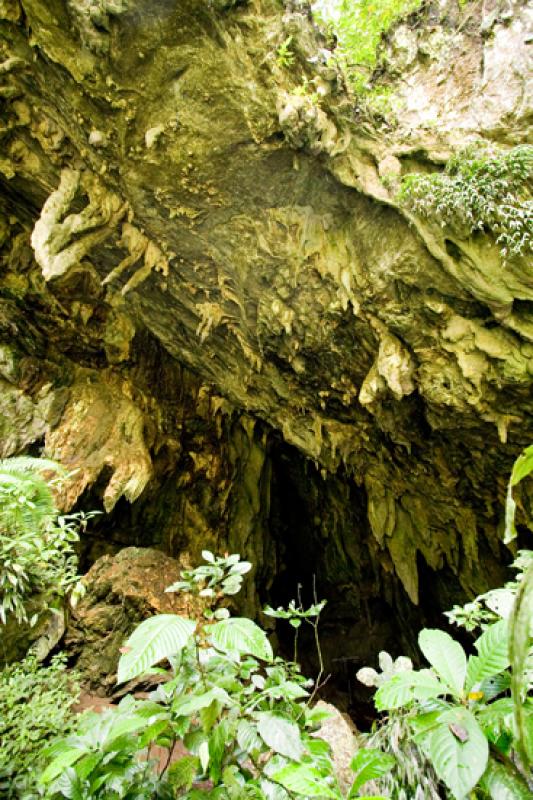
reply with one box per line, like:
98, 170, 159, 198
70, 424, 480, 723
264, 439, 451, 724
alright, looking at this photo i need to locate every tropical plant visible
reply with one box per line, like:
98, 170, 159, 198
40, 551, 394, 799
0, 456, 91, 626
359, 445, 533, 799
445, 550, 533, 632
357, 653, 443, 799
399, 144, 533, 261
369, 624, 531, 798
40, 695, 174, 800
263, 581, 326, 681
502, 444, 533, 776
276, 36, 296, 68
313, 0, 423, 93
0, 653, 79, 799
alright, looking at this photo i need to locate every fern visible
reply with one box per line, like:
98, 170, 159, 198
0, 457, 62, 534
0, 457, 79, 626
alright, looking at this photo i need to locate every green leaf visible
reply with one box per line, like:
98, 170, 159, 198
272, 763, 340, 798
304, 706, 334, 728
39, 746, 86, 784
410, 709, 444, 739
229, 561, 252, 575
167, 755, 200, 790
349, 749, 395, 795
256, 713, 305, 761
479, 757, 532, 800
49, 768, 86, 800
172, 687, 232, 718
426, 708, 488, 799
374, 669, 445, 711
209, 617, 273, 661
419, 629, 467, 697
138, 718, 171, 748
465, 620, 510, 692
509, 444, 533, 487
200, 699, 221, 733
477, 698, 514, 743
75, 751, 103, 780
504, 445, 533, 543
117, 614, 196, 683
477, 672, 511, 703
209, 721, 228, 783
237, 719, 263, 753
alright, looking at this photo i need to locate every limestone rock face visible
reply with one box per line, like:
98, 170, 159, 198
0, 0, 532, 661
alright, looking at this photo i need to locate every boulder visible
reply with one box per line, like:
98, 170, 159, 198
65, 547, 199, 693
314, 700, 358, 794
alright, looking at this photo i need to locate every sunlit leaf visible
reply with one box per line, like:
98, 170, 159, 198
349, 748, 395, 795
256, 713, 305, 761
375, 669, 445, 711
272, 763, 339, 798
419, 629, 467, 697
465, 619, 510, 692
425, 708, 488, 799
209, 617, 273, 661
117, 614, 196, 683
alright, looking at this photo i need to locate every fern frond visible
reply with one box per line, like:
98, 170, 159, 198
0, 459, 62, 534
0, 457, 64, 476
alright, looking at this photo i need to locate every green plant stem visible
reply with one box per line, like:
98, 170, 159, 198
509, 560, 533, 771
159, 738, 175, 779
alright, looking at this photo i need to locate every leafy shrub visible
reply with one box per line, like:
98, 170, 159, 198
399, 144, 533, 261
368, 624, 532, 798
0, 654, 79, 799
0, 457, 89, 626
40, 551, 394, 799
40, 695, 171, 800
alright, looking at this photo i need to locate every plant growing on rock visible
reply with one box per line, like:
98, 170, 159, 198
40, 551, 394, 799
0, 457, 87, 627
313, 0, 423, 93
276, 36, 296, 68
399, 144, 533, 261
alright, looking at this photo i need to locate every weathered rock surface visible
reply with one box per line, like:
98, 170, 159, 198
0, 0, 532, 685
313, 701, 358, 794
65, 547, 200, 691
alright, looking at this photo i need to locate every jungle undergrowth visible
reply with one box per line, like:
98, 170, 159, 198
39, 552, 394, 799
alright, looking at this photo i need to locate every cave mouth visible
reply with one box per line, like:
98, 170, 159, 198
262, 439, 474, 724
